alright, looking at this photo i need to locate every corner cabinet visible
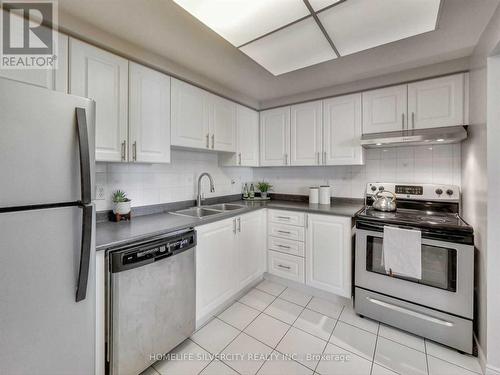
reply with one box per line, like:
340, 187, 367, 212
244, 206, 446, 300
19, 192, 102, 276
128, 62, 171, 163
290, 101, 323, 166
260, 107, 290, 166
171, 78, 236, 152
196, 210, 266, 325
221, 104, 259, 166
323, 94, 364, 165
306, 214, 352, 298
69, 38, 129, 162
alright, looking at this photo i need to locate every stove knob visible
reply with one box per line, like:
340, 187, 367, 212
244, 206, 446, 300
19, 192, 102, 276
371, 186, 377, 192
435, 188, 443, 195
446, 189, 454, 196
378, 186, 385, 191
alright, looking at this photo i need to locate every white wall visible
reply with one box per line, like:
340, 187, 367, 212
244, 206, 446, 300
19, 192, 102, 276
95, 149, 253, 212
253, 145, 461, 198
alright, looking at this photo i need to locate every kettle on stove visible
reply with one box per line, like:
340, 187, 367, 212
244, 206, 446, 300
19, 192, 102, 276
372, 190, 397, 212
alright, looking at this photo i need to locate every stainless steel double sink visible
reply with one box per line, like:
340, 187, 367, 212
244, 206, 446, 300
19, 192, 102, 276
170, 203, 246, 219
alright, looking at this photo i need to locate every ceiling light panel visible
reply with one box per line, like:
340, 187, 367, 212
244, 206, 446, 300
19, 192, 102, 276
308, 0, 342, 12
318, 0, 441, 56
172, 0, 310, 47
239, 17, 337, 76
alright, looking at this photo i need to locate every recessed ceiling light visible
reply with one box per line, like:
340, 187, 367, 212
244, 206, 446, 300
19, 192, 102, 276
318, 0, 441, 56
376, 143, 382, 146
436, 138, 444, 142
172, 0, 310, 47
239, 17, 336, 75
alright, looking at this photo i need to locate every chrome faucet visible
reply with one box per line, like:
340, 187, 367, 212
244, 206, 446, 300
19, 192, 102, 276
197, 172, 215, 207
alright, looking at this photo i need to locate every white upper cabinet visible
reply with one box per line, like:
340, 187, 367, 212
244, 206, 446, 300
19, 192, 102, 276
222, 105, 259, 166
69, 38, 128, 162
209, 94, 236, 152
306, 214, 352, 298
362, 84, 407, 134
290, 101, 323, 166
260, 107, 290, 166
323, 93, 364, 165
171, 78, 210, 150
408, 74, 466, 130
129, 63, 171, 164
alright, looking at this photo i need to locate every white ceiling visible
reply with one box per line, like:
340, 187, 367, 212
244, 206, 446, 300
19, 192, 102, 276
57, 0, 499, 106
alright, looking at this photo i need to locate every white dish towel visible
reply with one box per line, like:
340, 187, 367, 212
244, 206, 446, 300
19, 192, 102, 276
383, 225, 422, 280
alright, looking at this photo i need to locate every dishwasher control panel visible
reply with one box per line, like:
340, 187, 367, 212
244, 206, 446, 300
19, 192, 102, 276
110, 229, 196, 273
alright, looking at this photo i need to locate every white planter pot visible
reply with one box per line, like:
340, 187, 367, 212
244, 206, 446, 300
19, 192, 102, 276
261, 192, 268, 199
113, 201, 131, 215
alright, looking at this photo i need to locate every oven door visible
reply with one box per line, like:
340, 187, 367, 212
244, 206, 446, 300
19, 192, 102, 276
355, 225, 473, 319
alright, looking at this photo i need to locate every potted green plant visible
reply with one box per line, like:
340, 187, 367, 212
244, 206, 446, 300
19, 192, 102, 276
112, 190, 131, 215
256, 181, 273, 199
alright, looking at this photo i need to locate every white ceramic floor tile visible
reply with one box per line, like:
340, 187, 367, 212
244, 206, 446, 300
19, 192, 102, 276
221, 333, 274, 375
276, 327, 327, 370
139, 366, 161, 375
306, 297, 344, 319
264, 298, 304, 324
293, 308, 336, 341
154, 339, 212, 375
374, 337, 427, 375
191, 318, 240, 354
316, 343, 372, 375
200, 359, 239, 375
427, 355, 480, 375
257, 351, 313, 375
378, 324, 425, 352
338, 305, 379, 334
218, 301, 260, 330
329, 321, 376, 361
425, 340, 482, 373
240, 288, 276, 311
371, 364, 399, 375
280, 288, 313, 307
244, 313, 290, 348
256, 280, 287, 296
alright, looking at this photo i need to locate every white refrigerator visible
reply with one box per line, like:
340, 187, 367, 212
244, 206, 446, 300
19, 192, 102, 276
0, 77, 96, 374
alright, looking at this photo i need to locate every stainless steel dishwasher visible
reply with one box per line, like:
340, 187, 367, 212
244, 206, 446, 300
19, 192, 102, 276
106, 229, 196, 375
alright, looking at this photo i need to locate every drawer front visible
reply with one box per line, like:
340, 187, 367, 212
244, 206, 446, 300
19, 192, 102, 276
268, 209, 305, 226
268, 223, 305, 241
268, 236, 304, 257
355, 287, 473, 354
267, 250, 305, 283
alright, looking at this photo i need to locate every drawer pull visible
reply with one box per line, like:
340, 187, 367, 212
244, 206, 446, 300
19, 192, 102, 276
277, 264, 291, 270
277, 216, 291, 220
277, 244, 291, 249
277, 230, 291, 234
366, 297, 454, 327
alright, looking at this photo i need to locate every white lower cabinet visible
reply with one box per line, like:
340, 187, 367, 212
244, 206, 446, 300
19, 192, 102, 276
196, 210, 266, 323
306, 214, 352, 298
268, 250, 305, 283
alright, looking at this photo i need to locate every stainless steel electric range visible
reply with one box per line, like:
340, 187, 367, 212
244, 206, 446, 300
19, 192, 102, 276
354, 183, 474, 354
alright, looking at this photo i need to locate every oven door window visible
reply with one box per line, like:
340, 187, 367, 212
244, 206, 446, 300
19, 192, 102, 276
366, 236, 457, 292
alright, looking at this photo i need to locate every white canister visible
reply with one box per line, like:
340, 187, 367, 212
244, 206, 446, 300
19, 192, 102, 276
309, 187, 319, 204
319, 185, 331, 205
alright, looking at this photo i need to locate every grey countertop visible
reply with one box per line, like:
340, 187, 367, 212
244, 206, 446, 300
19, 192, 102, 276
96, 199, 364, 251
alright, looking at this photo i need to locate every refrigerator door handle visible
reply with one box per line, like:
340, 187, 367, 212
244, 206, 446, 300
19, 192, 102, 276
76, 107, 92, 205
76, 204, 93, 302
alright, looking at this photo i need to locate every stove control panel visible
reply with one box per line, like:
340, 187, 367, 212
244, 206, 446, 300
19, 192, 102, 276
366, 183, 460, 201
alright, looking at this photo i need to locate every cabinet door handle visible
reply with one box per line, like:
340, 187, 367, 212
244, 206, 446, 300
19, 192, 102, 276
238, 153, 242, 165
277, 244, 291, 249
284, 153, 288, 165
233, 218, 237, 234
277, 230, 291, 234
412, 112, 415, 129
211, 134, 215, 149
277, 264, 291, 270
132, 141, 137, 161
121, 140, 126, 161
206, 133, 210, 148
237, 217, 241, 232
323, 151, 327, 165
316, 152, 320, 165
402, 113, 405, 130
276, 216, 290, 220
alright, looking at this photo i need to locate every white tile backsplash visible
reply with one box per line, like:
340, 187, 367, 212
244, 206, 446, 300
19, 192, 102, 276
95, 145, 461, 211
253, 145, 461, 199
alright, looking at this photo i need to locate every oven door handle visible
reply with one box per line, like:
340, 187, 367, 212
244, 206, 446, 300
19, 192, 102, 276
366, 297, 454, 327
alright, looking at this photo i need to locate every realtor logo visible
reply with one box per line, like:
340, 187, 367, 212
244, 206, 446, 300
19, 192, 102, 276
1, 0, 58, 69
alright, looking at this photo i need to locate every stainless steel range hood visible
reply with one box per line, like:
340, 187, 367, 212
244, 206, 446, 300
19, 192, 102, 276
360, 126, 468, 148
